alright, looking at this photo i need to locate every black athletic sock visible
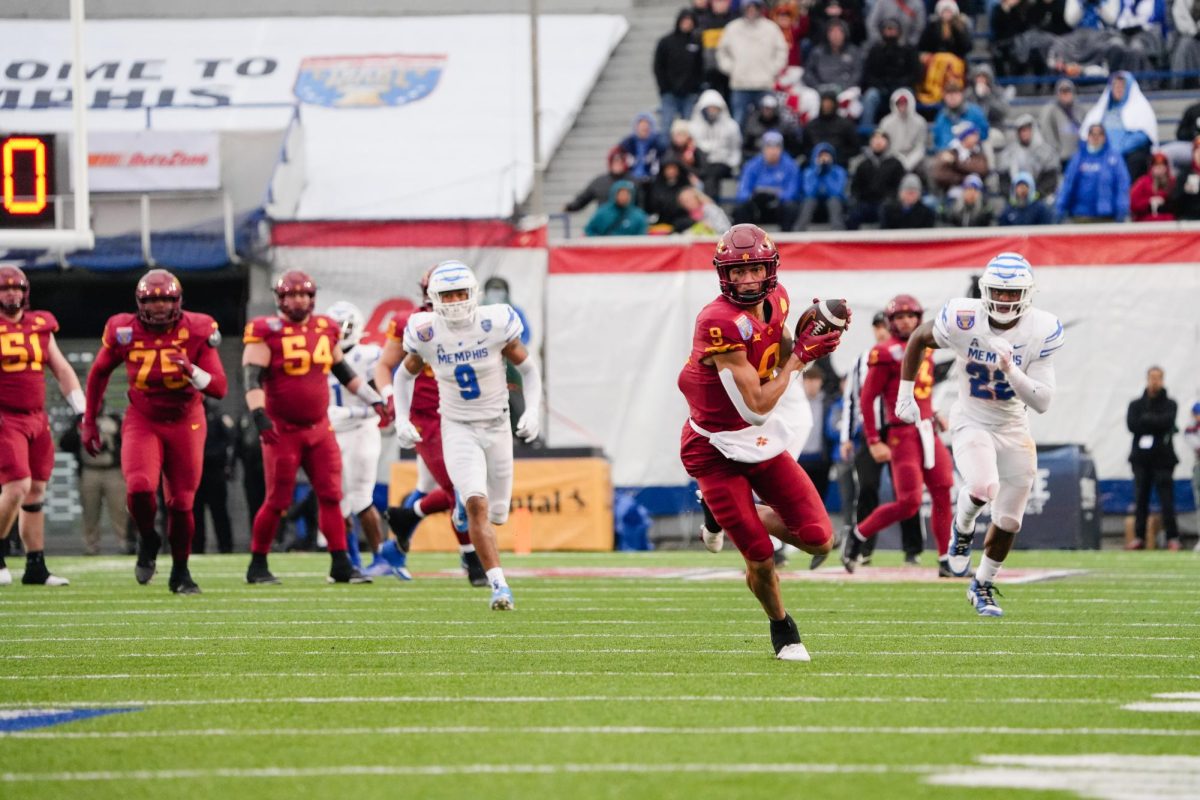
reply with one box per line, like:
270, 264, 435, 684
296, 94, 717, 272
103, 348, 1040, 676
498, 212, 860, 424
25, 550, 45, 567
250, 552, 268, 569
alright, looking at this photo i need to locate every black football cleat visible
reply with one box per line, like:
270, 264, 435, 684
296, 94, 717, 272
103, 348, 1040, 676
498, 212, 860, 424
328, 552, 372, 584
135, 531, 161, 585
840, 529, 863, 573
246, 563, 281, 585
169, 569, 202, 595
460, 550, 489, 587
769, 614, 810, 662
385, 505, 420, 553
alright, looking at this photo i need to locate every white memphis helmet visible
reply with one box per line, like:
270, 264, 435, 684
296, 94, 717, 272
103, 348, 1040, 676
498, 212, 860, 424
324, 301, 365, 351
978, 252, 1035, 324
427, 260, 479, 326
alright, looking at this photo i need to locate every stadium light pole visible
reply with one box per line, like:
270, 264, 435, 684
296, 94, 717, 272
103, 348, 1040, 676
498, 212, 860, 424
528, 0, 544, 218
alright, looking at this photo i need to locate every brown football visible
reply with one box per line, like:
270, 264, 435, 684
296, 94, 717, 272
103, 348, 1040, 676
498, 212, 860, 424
795, 298, 850, 338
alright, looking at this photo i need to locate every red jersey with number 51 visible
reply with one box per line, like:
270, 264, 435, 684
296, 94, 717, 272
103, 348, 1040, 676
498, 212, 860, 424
0, 310, 59, 413
244, 314, 339, 426
678, 286, 790, 433
101, 310, 221, 420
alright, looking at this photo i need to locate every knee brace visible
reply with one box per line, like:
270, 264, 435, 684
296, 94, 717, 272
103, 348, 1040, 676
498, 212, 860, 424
488, 500, 510, 526
966, 481, 999, 504
20, 502, 43, 513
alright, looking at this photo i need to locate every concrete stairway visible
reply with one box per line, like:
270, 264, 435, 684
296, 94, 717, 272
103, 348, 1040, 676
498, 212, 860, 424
542, 1, 680, 237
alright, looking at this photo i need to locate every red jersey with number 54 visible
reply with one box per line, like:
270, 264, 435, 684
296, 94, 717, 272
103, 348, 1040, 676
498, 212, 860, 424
244, 314, 339, 426
101, 310, 222, 420
677, 286, 790, 433
0, 310, 59, 413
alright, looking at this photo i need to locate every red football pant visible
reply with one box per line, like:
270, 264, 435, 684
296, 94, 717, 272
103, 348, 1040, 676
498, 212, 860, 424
251, 421, 345, 555
857, 425, 953, 556
122, 402, 205, 559
685, 434, 832, 563
0, 409, 53, 484
412, 413, 464, 545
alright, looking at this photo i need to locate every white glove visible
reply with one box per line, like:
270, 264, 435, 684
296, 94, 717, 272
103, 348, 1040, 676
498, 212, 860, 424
988, 336, 1014, 371
894, 379, 920, 424
515, 409, 540, 443
395, 419, 422, 449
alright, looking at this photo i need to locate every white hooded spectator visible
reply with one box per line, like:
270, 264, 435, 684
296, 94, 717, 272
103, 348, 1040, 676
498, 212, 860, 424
877, 88, 928, 172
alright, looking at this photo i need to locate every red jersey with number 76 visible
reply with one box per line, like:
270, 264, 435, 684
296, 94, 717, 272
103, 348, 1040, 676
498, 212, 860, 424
243, 314, 339, 427
0, 310, 59, 413
677, 286, 790, 433
100, 310, 221, 420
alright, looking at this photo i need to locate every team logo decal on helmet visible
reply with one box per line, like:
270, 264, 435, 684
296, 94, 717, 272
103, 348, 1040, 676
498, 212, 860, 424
978, 252, 1035, 324
135, 269, 183, 329
0, 264, 30, 315
427, 260, 479, 327
712, 224, 780, 308
274, 270, 317, 323
884, 293, 924, 339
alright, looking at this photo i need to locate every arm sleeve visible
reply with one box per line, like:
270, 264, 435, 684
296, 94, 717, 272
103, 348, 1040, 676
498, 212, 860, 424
514, 356, 541, 414
858, 349, 889, 443
194, 341, 228, 399
392, 361, 416, 422
1004, 355, 1056, 414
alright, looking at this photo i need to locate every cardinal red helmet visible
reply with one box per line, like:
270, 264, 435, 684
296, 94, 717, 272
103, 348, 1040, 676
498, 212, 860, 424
0, 265, 29, 315
884, 293, 923, 339
419, 266, 435, 311
135, 269, 183, 329
274, 270, 316, 323
712, 224, 779, 308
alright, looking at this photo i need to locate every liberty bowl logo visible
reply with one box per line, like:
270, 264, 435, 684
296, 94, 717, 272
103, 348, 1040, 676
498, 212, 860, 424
294, 54, 446, 108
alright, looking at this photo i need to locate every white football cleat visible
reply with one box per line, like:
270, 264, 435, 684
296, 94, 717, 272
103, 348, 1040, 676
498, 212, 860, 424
700, 525, 724, 553
775, 642, 811, 662
0, 567, 12, 586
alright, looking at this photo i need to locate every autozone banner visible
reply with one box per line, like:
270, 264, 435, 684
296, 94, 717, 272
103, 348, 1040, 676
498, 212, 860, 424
82, 131, 220, 192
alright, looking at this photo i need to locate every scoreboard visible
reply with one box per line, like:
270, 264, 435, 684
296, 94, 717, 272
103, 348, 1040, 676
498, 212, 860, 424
0, 134, 56, 229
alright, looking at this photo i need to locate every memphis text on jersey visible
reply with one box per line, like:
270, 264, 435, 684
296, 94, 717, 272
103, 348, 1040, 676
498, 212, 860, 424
435, 343, 489, 367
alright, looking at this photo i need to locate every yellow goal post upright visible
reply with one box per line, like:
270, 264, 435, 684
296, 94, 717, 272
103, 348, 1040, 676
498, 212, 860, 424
0, 0, 94, 253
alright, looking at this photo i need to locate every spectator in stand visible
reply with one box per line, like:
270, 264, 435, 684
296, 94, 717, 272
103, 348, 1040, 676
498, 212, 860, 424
1130, 151, 1177, 221
811, 0, 868, 46
564, 147, 628, 214
878, 87, 929, 172
939, 173, 994, 225
882, 172, 938, 227
848, 129, 907, 228
1080, 71, 1157, 180
771, 0, 812, 67
997, 113, 1062, 197
1126, 366, 1181, 551
1049, 0, 1119, 78
654, 9, 705, 136
803, 18, 864, 91
689, 89, 743, 199
931, 120, 992, 193
585, 180, 649, 236
697, 0, 737, 100
644, 159, 696, 231
1171, 0, 1200, 89
801, 88, 860, 167
861, 17, 922, 125
1039, 78, 1083, 168
998, 170, 1055, 224
1105, 0, 1166, 74
867, 0, 926, 47
732, 130, 802, 230
677, 186, 733, 234
1172, 134, 1200, 219
742, 94, 804, 160
797, 142, 849, 229
1160, 99, 1200, 174
666, 119, 708, 176
1055, 123, 1131, 221
716, 0, 790, 127
918, 0, 973, 61
966, 65, 1012, 143
991, 0, 1035, 77
618, 113, 668, 186
932, 81, 990, 150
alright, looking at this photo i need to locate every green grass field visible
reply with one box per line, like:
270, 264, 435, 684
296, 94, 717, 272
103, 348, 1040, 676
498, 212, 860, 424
2, 549, 1198, 799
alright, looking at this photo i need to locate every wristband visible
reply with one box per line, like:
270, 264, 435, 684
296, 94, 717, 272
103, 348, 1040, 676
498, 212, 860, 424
380, 384, 394, 400
355, 383, 383, 405
67, 389, 86, 416
190, 365, 212, 390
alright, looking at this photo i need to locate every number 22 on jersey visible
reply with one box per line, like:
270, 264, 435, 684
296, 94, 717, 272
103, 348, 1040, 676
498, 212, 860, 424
0, 331, 44, 373
965, 362, 1014, 400
282, 334, 333, 376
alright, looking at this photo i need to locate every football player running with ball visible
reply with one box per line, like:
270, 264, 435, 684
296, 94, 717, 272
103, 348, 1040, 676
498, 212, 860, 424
243, 271, 390, 585
386, 260, 541, 611
84, 270, 227, 593
895, 253, 1063, 616
678, 224, 845, 661
0, 265, 86, 588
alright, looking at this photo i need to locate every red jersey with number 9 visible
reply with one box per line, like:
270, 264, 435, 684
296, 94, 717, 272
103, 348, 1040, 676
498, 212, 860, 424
0, 310, 59, 413
678, 286, 790, 433
385, 312, 439, 422
101, 310, 220, 420
244, 314, 339, 426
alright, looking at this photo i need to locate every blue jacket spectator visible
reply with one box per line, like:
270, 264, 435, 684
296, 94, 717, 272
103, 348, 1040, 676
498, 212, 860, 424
932, 82, 990, 151
1056, 124, 1131, 222
585, 180, 650, 236
801, 143, 850, 200
1079, 70, 1157, 179
735, 141, 801, 203
998, 172, 1054, 226
618, 114, 668, 181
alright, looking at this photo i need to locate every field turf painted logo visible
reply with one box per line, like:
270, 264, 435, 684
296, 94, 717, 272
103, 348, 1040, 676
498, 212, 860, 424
294, 54, 446, 108
0, 707, 137, 732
